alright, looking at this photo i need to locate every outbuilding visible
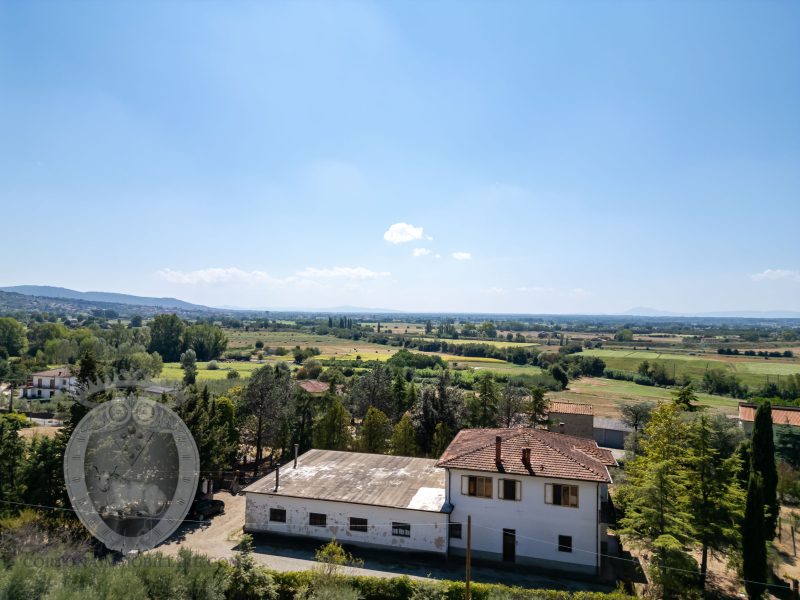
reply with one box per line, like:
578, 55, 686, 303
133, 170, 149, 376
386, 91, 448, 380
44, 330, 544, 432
244, 449, 451, 555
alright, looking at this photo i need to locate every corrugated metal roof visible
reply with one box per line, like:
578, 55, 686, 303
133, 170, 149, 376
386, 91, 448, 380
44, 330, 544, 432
739, 402, 800, 427
549, 401, 594, 416
436, 428, 615, 483
244, 449, 448, 513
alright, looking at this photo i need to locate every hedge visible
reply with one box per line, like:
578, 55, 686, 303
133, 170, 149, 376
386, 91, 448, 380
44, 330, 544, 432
270, 570, 633, 600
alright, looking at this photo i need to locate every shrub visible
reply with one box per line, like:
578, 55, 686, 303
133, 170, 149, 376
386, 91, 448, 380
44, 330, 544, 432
227, 370, 241, 380
207, 360, 219, 370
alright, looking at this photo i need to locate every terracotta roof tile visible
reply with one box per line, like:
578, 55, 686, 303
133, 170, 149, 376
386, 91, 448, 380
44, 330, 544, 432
549, 401, 593, 416
296, 380, 329, 394
739, 402, 800, 427
436, 428, 615, 483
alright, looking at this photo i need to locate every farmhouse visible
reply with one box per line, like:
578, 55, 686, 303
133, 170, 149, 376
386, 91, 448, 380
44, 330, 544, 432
547, 401, 594, 439
21, 367, 76, 399
244, 428, 616, 574
738, 402, 800, 435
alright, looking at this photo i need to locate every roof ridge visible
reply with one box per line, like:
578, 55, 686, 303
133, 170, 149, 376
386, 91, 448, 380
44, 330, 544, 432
437, 429, 525, 467
532, 433, 605, 480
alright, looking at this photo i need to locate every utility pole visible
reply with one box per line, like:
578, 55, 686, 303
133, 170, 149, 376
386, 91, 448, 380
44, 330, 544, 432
465, 515, 472, 600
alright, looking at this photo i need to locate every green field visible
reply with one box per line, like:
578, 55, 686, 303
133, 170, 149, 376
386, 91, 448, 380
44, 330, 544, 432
581, 348, 800, 387
160, 360, 278, 381
550, 377, 740, 418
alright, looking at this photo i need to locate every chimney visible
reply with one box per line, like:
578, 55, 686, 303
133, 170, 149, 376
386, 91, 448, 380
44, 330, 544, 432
274, 464, 280, 492
495, 436, 502, 464
522, 447, 531, 468
294, 444, 299, 468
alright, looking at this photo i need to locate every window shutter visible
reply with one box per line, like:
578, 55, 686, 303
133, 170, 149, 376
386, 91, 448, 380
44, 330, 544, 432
545, 483, 553, 504
571, 486, 579, 507
462, 476, 469, 495
498, 479, 504, 499
515, 480, 521, 501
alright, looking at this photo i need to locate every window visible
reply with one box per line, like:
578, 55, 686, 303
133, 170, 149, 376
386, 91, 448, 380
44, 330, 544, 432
558, 535, 572, 553
269, 508, 286, 523
309, 513, 326, 527
545, 483, 579, 507
499, 479, 521, 501
349, 517, 368, 532
449, 523, 462, 539
392, 522, 411, 537
462, 475, 493, 498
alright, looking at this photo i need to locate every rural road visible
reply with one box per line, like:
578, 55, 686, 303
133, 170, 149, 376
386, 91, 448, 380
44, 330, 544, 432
153, 492, 610, 591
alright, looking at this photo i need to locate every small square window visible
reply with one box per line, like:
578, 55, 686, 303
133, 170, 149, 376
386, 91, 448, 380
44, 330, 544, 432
350, 517, 368, 532
392, 522, 410, 537
309, 513, 326, 527
558, 535, 572, 553
449, 523, 462, 539
269, 508, 286, 523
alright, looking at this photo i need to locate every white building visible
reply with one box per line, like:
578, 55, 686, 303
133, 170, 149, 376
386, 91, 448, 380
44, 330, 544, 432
243, 428, 616, 574
438, 428, 615, 575
244, 450, 451, 555
22, 367, 76, 400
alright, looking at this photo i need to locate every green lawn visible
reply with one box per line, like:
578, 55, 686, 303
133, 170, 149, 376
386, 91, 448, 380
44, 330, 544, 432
549, 377, 740, 418
581, 348, 800, 388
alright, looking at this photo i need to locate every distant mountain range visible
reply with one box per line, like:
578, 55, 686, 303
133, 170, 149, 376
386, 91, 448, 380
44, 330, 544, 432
1, 285, 797, 320
623, 306, 800, 319
0, 285, 208, 311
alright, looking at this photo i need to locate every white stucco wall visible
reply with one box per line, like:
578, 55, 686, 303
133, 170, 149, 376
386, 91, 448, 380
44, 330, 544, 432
245, 493, 449, 554
445, 468, 601, 573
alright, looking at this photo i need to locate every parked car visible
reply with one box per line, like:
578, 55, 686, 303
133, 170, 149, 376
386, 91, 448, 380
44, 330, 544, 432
192, 498, 225, 520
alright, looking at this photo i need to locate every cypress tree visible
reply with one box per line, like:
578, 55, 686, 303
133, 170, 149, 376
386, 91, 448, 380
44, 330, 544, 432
742, 472, 767, 600
751, 402, 778, 538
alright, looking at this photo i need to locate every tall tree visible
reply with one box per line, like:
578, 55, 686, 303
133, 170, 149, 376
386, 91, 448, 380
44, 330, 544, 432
687, 415, 744, 590
147, 314, 186, 362
431, 422, 454, 457
180, 349, 197, 386
742, 472, 767, 600
0, 416, 26, 513
527, 387, 549, 428
618, 403, 695, 598
313, 397, 351, 451
619, 401, 655, 432
183, 323, 228, 361
469, 372, 499, 427
0, 318, 27, 357
672, 384, 698, 411
390, 414, 419, 457
499, 383, 525, 428
358, 407, 390, 454
243, 365, 292, 474
349, 365, 394, 419
750, 402, 778, 538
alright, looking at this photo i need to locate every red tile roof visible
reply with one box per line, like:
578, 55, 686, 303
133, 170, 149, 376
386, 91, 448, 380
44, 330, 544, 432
296, 379, 329, 394
436, 428, 615, 483
549, 401, 594, 416
739, 403, 800, 427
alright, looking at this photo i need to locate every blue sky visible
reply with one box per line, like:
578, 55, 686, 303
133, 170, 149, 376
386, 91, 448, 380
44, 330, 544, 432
1, 0, 798, 313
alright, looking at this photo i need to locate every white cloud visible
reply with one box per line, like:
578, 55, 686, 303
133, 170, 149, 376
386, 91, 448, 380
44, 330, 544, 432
451, 251, 472, 261
157, 265, 390, 286
751, 269, 800, 282
294, 266, 390, 280
412, 248, 432, 257
156, 267, 277, 285
481, 287, 505, 295
384, 222, 424, 244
